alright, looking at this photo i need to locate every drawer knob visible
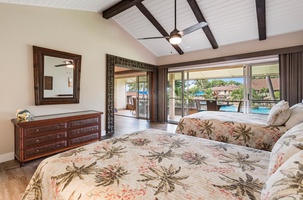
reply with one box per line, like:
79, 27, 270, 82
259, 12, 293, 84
77, 130, 80, 134
57, 125, 60, 129
77, 139, 80, 142
57, 135, 60, 139
36, 129, 39, 133
36, 150, 40, 153
35, 139, 40, 143
57, 145, 60, 148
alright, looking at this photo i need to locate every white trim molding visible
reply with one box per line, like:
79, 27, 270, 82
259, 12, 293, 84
0, 152, 14, 163
101, 130, 106, 136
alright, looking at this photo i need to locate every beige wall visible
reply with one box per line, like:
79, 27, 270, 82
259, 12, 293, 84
158, 30, 303, 65
115, 79, 127, 109
0, 3, 157, 162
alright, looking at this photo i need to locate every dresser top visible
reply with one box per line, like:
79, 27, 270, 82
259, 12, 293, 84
11, 110, 103, 124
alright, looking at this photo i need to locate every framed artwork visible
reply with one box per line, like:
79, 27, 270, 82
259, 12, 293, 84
44, 76, 53, 90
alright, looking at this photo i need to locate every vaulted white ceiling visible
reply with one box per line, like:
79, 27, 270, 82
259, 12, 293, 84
1, 0, 303, 57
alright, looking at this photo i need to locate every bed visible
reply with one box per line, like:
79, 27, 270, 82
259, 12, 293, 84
22, 129, 270, 200
176, 111, 288, 151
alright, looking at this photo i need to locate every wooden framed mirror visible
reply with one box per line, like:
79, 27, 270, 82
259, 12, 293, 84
33, 46, 81, 105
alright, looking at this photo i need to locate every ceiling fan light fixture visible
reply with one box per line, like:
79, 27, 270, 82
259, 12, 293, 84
65, 60, 74, 68
169, 30, 182, 44
66, 64, 74, 68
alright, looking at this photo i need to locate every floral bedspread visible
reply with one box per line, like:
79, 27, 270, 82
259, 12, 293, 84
22, 129, 270, 200
176, 111, 288, 151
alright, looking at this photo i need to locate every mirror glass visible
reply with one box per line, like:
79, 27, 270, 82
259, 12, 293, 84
44, 56, 74, 98
33, 46, 81, 105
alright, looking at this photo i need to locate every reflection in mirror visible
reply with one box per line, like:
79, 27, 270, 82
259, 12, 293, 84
44, 56, 74, 98
33, 46, 81, 105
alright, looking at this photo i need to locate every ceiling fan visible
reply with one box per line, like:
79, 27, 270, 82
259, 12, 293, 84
54, 60, 74, 68
137, 0, 207, 44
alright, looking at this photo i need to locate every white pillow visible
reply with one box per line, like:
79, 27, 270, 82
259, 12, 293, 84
266, 122, 303, 177
285, 103, 303, 130
261, 150, 303, 199
267, 100, 290, 126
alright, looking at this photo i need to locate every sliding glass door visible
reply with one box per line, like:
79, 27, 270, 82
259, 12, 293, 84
166, 61, 280, 122
167, 72, 182, 123
137, 75, 149, 119
250, 63, 280, 113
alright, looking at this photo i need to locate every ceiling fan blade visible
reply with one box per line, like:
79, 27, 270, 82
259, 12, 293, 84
54, 64, 67, 67
179, 22, 208, 36
137, 36, 169, 40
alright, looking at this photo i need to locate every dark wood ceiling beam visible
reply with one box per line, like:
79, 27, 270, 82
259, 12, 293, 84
187, 0, 218, 49
159, 45, 303, 69
136, 3, 184, 55
255, 0, 267, 40
102, 0, 145, 19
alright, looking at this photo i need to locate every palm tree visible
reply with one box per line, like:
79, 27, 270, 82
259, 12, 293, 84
231, 87, 244, 101
144, 149, 175, 163
51, 162, 97, 191
95, 165, 129, 187
233, 124, 254, 143
91, 145, 127, 160
213, 173, 263, 200
220, 152, 265, 172
138, 165, 189, 195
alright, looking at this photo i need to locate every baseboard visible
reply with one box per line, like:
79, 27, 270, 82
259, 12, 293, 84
0, 152, 14, 163
101, 130, 106, 136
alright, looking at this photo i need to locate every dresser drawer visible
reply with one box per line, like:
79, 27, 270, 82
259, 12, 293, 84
12, 111, 102, 165
25, 132, 67, 146
69, 133, 99, 146
70, 117, 99, 127
25, 141, 67, 158
25, 123, 67, 136
69, 125, 99, 137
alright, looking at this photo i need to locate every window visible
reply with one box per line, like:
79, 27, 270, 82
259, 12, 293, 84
167, 60, 280, 122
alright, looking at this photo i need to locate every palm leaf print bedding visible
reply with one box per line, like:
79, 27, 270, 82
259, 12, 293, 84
22, 129, 270, 200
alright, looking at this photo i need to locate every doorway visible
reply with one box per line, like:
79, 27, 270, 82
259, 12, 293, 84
106, 54, 157, 136
114, 70, 149, 120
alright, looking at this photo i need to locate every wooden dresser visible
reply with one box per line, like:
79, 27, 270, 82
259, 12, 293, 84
11, 110, 103, 165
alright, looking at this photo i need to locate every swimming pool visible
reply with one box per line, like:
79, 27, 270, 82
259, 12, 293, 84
220, 105, 270, 114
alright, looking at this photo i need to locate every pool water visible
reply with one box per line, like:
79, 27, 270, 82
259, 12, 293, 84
220, 105, 270, 114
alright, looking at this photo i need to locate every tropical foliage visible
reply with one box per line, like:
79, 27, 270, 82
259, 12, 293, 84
95, 165, 129, 187
220, 152, 265, 172
137, 165, 189, 195
233, 124, 254, 143
144, 149, 175, 163
91, 145, 127, 160
51, 162, 97, 191
168, 76, 280, 103
213, 173, 263, 200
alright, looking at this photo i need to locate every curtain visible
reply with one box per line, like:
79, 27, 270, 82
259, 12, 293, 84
279, 52, 303, 106
157, 68, 168, 122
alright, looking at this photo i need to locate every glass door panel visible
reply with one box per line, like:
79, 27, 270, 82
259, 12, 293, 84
167, 72, 183, 123
137, 75, 149, 119
250, 63, 280, 114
